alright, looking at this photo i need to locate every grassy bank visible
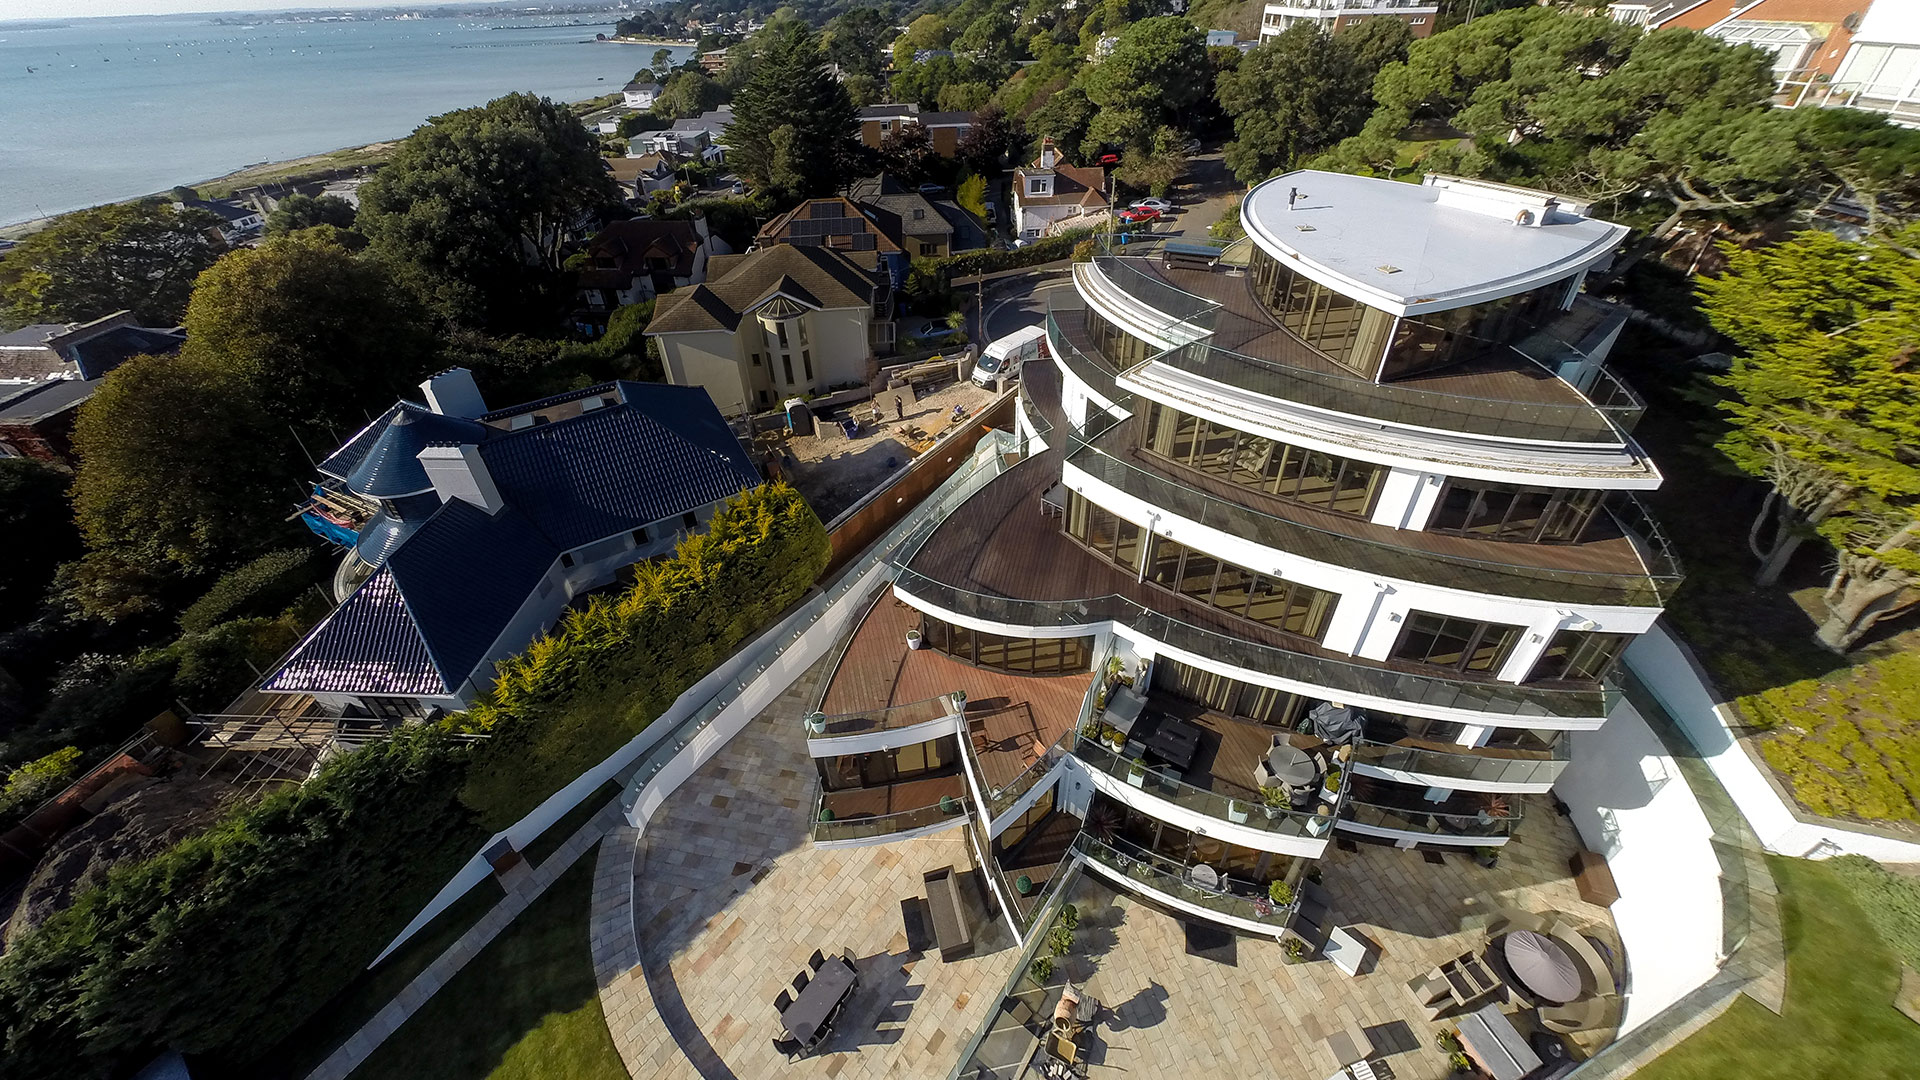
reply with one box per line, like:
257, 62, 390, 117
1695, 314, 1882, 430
352, 845, 628, 1080
1634, 856, 1920, 1080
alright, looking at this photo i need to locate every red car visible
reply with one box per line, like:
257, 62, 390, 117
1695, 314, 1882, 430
1116, 206, 1161, 224
1098, 152, 1121, 166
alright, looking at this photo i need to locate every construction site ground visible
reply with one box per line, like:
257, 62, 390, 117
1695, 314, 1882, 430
775, 375, 1003, 524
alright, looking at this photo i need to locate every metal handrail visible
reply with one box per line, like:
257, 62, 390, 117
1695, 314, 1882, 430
1338, 796, 1522, 838
1073, 832, 1301, 927
807, 693, 959, 740
811, 784, 972, 843
890, 567, 1618, 719
1073, 734, 1345, 836
1066, 422, 1679, 606
1348, 736, 1571, 789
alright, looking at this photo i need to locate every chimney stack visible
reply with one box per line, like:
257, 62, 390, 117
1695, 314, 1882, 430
421, 368, 488, 418
417, 444, 503, 513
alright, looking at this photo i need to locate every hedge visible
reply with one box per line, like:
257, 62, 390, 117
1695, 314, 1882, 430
453, 482, 829, 829
178, 548, 321, 634
0, 726, 484, 1079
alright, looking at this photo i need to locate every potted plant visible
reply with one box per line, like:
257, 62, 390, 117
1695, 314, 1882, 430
939, 794, 960, 815
1103, 725, 1124, 752
1029, 955, 1054, 984
1087, 804, 1121, 843
1227, 799, 1250, 824
1306, 802, 1334, 837
1267, 879, 1295, 906
803, 711, 827, 735
1261, 785, 1290, 819
906, 628, 924, 650
1127, 760, 1147, 787
818, 807, 835, 823
1320, 766, 1343, 800
1282, 937, 1308, 965
1016, 874, 1035, 896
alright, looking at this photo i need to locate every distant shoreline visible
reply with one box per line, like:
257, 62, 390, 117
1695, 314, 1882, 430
603, 36, 699, 47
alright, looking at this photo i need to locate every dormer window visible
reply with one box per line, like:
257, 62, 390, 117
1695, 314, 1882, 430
1027, 176, 1051, 196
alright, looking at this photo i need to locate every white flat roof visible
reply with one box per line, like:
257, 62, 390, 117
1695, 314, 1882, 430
1242, 171, 1628, 315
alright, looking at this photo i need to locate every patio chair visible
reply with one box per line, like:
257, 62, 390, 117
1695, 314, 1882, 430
840, 948, 859, 973
775, 989, 794, 1013
772, 1035, 805, 1061
1540, 993, 1616, 1034
808, 948, 827, 972
792, 969, 810, 994
1487, 909, 1552, 938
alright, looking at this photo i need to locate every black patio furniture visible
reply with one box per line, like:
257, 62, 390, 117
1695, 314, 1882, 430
775, 989, 793, 1013
1141, 714, 1202, 772
808, 948, 827, 972
792, 969, 810, 994
772, 1034, 804, 1061
778, 953, 860, 1048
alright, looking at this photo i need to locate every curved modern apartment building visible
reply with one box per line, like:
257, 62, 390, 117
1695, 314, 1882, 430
805, 171, 1678, 947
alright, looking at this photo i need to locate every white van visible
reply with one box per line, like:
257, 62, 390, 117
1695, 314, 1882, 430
972, 324, 1050, 387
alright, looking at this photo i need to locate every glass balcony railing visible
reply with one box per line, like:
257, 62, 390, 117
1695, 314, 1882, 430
806, 693, 959, 741
1337, 797, 1521, 841
1045, 309, 1124, 403
1348, 735, 1570, 789
1149, 337, 1638, 445
889, 567, 1618, 720
1085, 257, 1220, 337
1065, 428, 1677, 607
1073, 735, 1342, 840
812, 787, 973, 843
1072, 833, 1300, 928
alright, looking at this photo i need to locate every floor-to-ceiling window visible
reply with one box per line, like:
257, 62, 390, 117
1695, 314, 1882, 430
917, 614, 1093, 675
1137, 400, 1384, 517
1428, 479, 1605, 544
1389, 612, 1524, 675
1249, 246, 1396, 376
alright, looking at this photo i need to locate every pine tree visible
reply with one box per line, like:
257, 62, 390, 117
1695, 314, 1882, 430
726, 23, 858, 204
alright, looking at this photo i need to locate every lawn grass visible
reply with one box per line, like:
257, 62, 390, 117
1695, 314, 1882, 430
351, 842, 628, 1080
1635, 856, 1920, 1080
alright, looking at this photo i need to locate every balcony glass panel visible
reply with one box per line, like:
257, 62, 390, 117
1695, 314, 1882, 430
1339, 797, 1519, 840
1073, 735, 1342, 838
1348, 738, 1569, 788
1074, 833, 1299, 927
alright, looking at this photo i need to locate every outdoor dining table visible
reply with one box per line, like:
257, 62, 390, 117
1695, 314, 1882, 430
1264, 743, 1318, 787
779, 958, 859, 1047
1141, 716, 1202, 773
1455, 1003, 1543, 1080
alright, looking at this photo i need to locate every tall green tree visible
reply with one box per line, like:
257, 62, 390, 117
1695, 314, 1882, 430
182, 230, 433, 431
1025, 84, 1097, 163
654, 70, 728, 120
262, 193, 356, 237
727, 23, 859, 203
0, 460, 80, 629
824, 6, 894, 79
878, 122, 942, 187
1699, 227, 1920, 648
1216, 22, 1394, 183
1078, 16, 1208, 152
0, 202, 222, 329
358, 93, 619, 330
957, 104, 1021, 175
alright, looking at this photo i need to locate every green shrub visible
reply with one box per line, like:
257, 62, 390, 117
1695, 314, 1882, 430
0, 726, 484, 1080
166, 616, 304, 709
179, 548, 321, 634
0, 746, 84, 825
454, 483, 828, 828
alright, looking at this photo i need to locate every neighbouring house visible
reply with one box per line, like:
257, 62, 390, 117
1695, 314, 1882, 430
700, 48, 730, 74
596, 116, 624, 135
1011, 139, 1109, 240
847, 174, 957, 258
267, 368, 762, 716
1605, 1, 1711, 27
1258, 0, 1439, 43
645, 243, 891, 416
622, 79, 661, 109
856, 104, 977, 156
1206, 28, 1238, 47
174, 197, 265, 244
631, 127, 719, 162
0, 312, 186, 463
573, 216, 729, 332
756, 196, 905, 278
606, 154, 680, 201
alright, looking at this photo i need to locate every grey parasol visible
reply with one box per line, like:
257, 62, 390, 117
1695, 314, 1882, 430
1503, 930, 1582, 1004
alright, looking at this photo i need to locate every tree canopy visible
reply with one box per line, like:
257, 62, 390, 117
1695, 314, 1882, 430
726, 23, 859, 203
823, 6, 894, 79
0, 202, 223, 329
1216, 20, 1408, 183
357, 93, 619, 330
262, 193, 357, 237
1699, 227, 1920, 650
0, 460, 80, 629
1078, 16, 1208, 152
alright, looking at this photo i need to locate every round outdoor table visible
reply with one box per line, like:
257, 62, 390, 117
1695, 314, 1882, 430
1188, 864, 1220, 891
1265, 744, 1318, 787
1503, 930, 1582, 1004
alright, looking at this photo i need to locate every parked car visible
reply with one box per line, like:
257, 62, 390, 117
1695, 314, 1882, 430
918, 182, 946, 196
1130, 198, 1173, 214
1097, 152, 1121, 166
1116, 207, 1161, 224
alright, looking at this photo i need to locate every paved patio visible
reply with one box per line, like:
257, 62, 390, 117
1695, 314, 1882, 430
595, 655, 1025, 1080
1032, 801, 1622, 1080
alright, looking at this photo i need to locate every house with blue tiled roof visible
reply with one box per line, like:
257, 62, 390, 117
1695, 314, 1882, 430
265, 368, 762, 719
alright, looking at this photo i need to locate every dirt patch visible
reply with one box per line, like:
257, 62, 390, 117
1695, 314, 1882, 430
6, 773, 231, 946
780, 377, 1001, 523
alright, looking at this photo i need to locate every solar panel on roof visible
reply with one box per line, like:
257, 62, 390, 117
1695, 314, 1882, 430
810, 202, 844, 219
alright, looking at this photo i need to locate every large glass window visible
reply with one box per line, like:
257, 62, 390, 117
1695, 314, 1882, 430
1066, 494, 1145, 572
1390, 612, 1524, 675
1152, 658, 1306, 728
918, 614, 1092, 675
1379, 279, 1571, 381
1249, 246, 1396, 375
1429, 480, 1604, 544
1529, 629, 1630, 683
1084, 308, 1157, 369
1138, 401, 1383, 518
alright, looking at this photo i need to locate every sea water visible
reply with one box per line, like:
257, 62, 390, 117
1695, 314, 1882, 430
0, 13, 689, 226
